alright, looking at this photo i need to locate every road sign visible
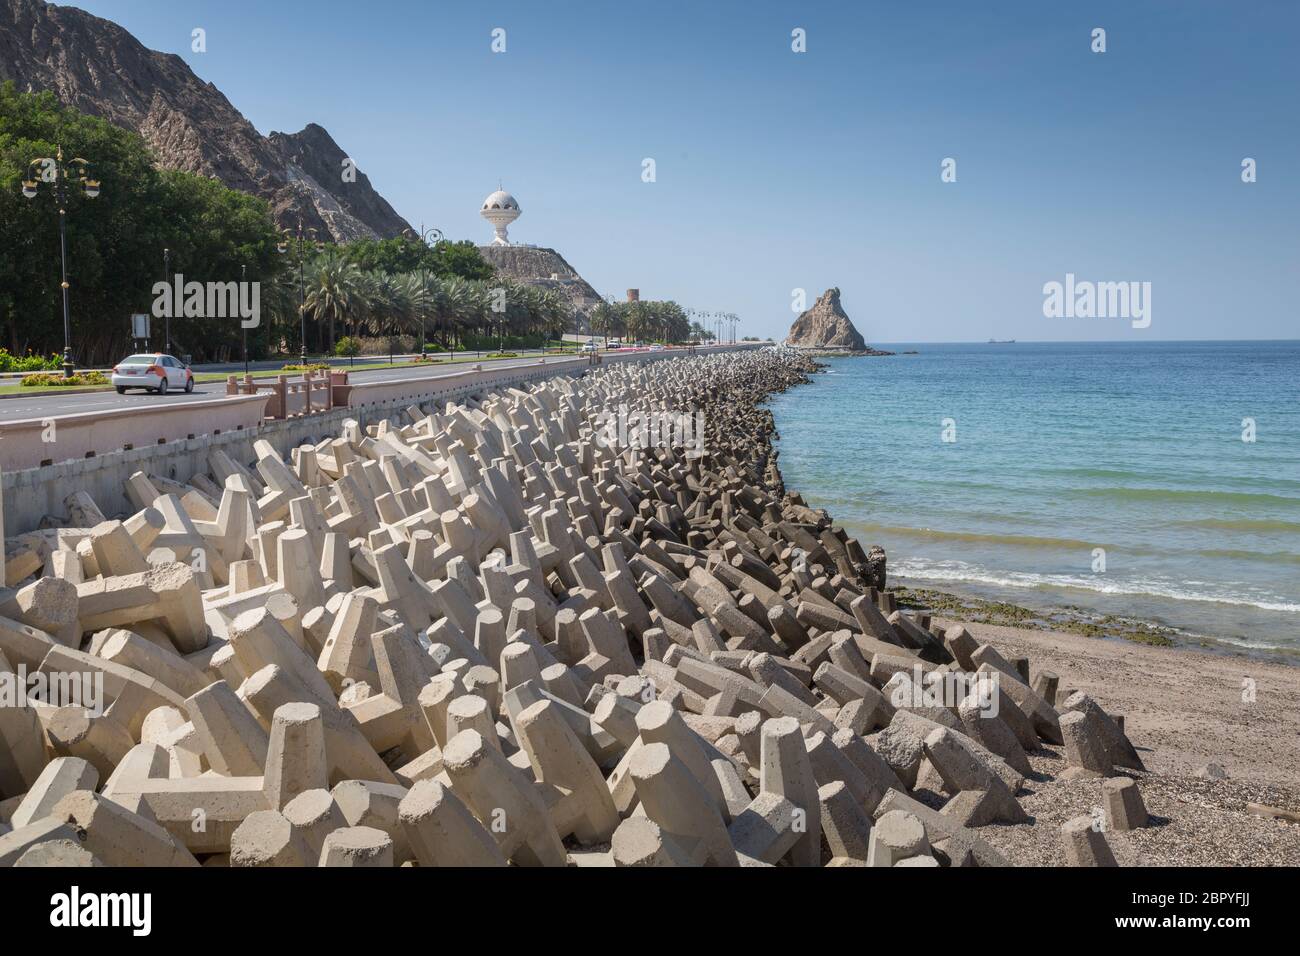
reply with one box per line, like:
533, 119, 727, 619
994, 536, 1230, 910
131, 313, 150, 339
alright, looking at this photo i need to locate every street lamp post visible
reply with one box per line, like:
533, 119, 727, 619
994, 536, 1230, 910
277, 221, 321, 366
21, 147, 100, 377
241, 264, 249, 374
406, 225, 443, 361
163, 247, 171, 354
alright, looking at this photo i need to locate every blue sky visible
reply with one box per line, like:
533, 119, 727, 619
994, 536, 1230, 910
70, 0, 1299, 341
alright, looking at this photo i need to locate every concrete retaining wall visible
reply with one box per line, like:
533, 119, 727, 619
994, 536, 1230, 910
0, 393, 271, 471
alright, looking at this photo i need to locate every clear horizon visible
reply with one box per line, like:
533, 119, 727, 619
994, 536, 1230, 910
61, 0, 1300, 343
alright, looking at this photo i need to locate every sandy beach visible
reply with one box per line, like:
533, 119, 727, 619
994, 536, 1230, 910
925, 617, 1300, 865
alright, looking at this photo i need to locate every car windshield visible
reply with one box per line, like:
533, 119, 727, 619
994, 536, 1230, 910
120, 355, 158, 364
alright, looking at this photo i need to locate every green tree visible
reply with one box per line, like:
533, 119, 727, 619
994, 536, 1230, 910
590, 301, 615, 348
342, 235, 494, 281
399, 272, 432, 347
1, 82, 282, 365
428, 240, 496, 281
539, 290, 568, 347
304, 258, 362, 350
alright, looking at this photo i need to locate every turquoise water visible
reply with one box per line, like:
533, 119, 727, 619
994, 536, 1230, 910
768, 341, 1300, 657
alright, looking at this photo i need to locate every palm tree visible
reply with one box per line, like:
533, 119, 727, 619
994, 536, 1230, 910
624, 300, 646, 343
385, 275, 414, 358
354, 271, 385, 337
264, 270, 302, 355
421, 273, 448, 353
354, 271, 401, 359
399, 272, 431, 351
440, 277, 468, 352
305, 260, 362, 357
443, 277, 481, 350
663, 301, 689, 343
491, 279, 530, 350
589, 301, 612, 349
539, 290, 567, 349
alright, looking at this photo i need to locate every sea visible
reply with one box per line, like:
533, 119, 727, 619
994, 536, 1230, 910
767, 340, 1300, 659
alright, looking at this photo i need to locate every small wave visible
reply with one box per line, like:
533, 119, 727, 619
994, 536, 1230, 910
1196, 549, 1300, 565
1193, 633, 1299, 654
1171, 517, 1300, 533
891, 561, 1300, 613
1036, 467, 1151, 480
853, 524, 1103, 551
1074, 486, 1300, 507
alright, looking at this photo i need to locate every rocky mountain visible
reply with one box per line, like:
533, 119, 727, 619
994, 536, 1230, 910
0, 0, 411, 240
268, 124, 410, 242
477, 245, 603, 318
785, 287, 869, 351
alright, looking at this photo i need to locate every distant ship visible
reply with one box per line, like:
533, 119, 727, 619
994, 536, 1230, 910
987, 338, 1016, 343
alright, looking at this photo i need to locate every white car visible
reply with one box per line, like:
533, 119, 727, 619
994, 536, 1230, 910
649, 344, 666, 351
111, 353, 195, 394
608, 338, 622, 349
580, 340, 598, 352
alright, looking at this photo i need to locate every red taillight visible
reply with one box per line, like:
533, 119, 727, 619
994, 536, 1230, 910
147, 364, 163, 376
111, 366, 119, 374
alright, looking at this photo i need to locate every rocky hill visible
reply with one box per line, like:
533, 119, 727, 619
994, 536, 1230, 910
0, 0, 411, 240
477, 245, 603, 318
268, 124, 411, 241
785, 287, 874, 351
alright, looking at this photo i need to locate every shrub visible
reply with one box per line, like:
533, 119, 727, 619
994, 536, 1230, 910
352, 335, 418, 356
21, 370, 109, 387
333, 336, 361, 357
281, 363, 332, 373
0, 350, 62, 373
485, 352, 518, 359
423, 343, 446, 353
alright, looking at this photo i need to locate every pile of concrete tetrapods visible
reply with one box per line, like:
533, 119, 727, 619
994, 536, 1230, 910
0, 348, 1147, 867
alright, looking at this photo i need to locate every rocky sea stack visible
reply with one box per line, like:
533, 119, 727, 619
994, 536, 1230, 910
785, 288, 892, 356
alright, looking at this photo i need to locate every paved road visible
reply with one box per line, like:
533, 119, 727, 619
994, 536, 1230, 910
0, 353, 582, 423
0, 347, 575, 382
